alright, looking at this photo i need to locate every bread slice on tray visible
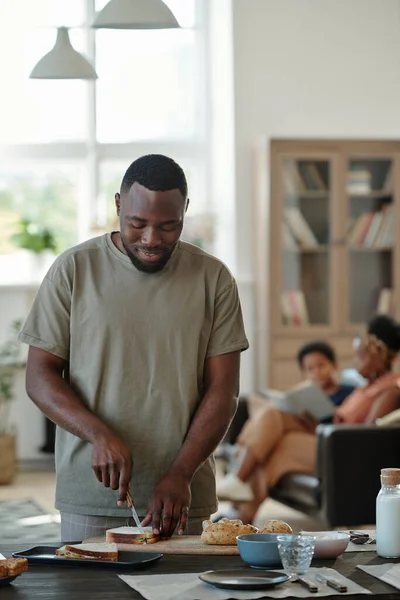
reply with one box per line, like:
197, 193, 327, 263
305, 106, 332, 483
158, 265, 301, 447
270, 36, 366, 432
106, 526, 159, 544
56, 542, 118, 561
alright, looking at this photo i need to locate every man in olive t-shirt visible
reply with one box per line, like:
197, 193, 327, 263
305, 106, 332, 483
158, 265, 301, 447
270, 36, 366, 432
19, 154, 249, 542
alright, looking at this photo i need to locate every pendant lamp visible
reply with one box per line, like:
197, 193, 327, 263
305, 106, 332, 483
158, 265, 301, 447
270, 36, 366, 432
92, 0, 180, 29
30, 27, 98, 80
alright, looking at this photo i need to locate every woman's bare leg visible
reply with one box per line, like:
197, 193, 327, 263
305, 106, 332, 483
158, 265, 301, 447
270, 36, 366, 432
236, 446, 258, 482
234, 465, 268, 524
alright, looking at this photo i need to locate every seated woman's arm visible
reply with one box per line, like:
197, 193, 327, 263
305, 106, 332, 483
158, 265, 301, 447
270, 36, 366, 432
365, 388, 400, 424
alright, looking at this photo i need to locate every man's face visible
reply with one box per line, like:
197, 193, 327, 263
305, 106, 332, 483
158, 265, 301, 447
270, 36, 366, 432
301, 351, 336, 389
116, 182, 187, 273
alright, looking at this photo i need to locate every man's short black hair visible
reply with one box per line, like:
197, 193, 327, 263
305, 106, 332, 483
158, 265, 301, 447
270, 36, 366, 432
368, 314, 400, 352
297, 341, 336, 369
120, 154, 188, 198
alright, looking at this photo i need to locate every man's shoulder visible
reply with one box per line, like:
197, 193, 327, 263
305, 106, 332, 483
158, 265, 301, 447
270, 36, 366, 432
179, 242, 235, 281
47, 235, 108, 279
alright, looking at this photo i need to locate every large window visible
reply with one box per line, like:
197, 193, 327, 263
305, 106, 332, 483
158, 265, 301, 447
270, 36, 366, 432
0, 0, 211, 281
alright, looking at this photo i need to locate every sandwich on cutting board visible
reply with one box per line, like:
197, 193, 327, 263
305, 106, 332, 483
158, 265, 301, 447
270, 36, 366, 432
107, 490, 159, 544
106, 526, 159, 544
56, 542, 118, 561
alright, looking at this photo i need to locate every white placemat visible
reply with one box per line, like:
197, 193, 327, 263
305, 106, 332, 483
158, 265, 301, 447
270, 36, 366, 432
358, 563, 400, 590
119, 567, 371, 600
344, 530, 376, 553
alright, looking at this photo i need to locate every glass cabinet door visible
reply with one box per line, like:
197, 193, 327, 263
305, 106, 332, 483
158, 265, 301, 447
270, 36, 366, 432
347, 158, 394, 324
281, 159, 331, 326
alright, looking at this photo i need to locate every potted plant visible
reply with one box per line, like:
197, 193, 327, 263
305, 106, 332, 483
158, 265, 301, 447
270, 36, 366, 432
11, 219, 57, 280
0, 319, 23, 484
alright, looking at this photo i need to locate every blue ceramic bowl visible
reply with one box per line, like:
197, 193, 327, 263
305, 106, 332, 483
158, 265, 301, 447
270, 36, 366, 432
237, 533, 290, 569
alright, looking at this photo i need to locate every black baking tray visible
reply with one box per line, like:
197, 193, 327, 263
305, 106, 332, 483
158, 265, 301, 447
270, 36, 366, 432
0, 574, 20, 587
13, 546, 163, 570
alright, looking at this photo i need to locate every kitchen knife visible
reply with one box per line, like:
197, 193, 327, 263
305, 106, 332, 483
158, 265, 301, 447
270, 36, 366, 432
315, 573, 347, 593
126, 491, 145, 534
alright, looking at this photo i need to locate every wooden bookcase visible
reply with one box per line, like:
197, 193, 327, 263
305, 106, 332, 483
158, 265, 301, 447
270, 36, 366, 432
254, 139, 400, 390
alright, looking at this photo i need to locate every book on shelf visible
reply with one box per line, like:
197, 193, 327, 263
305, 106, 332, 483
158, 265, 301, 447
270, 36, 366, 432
348, 205, 393, 248
283, 161, 306, 195
298, 162, 326, 191
347, 168, 371, 195
376, 288, 393, 315
281, 290, 309, 326
282, 222, 298, 250
284, 206, 319, 248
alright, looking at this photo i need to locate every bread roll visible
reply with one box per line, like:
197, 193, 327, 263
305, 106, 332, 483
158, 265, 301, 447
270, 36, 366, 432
260, 519, 293, 534
201, 518, 259, 545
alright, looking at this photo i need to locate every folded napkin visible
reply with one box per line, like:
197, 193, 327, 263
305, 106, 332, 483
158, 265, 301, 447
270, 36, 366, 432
119, 567, 371, 600
358, 563, 400, 590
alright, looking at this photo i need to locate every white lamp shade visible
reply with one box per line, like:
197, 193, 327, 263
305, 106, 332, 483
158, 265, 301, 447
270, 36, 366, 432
92, 0, 180, 29
30, 27, 98, 80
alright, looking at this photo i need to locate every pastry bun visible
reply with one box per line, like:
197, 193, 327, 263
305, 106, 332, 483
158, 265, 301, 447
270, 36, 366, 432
201, 518, 258, 545
260, 519, 293, 534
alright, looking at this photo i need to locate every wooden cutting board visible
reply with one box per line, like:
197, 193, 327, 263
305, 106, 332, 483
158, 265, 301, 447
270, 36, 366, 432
84, 535, 240, 555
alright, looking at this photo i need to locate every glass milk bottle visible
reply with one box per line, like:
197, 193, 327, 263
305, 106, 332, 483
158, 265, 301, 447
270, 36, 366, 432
376, 468, 400, 558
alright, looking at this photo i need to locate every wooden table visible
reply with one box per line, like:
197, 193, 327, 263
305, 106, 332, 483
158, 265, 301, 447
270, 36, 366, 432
1, 542, 399, 599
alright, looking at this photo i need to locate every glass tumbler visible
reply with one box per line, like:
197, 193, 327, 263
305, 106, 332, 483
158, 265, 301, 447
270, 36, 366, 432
277, 534, 316, 579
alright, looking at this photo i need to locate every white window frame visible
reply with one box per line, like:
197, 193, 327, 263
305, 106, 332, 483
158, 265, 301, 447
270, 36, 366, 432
0, 0, 211, 256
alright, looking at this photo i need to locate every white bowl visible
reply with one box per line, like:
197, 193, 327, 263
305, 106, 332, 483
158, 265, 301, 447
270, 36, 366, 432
300, 531, 350, 559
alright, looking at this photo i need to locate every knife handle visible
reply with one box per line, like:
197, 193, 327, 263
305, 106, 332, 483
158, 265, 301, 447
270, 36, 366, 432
326, 578, 347, 593
296, 577, 319, 592
126, 491, 133, 508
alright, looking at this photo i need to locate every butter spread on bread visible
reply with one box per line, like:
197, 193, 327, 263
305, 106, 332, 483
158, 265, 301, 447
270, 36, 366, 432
201, 518, 259, 545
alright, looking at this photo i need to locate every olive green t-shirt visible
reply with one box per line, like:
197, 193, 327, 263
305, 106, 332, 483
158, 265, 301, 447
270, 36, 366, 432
19, 234, 249, 517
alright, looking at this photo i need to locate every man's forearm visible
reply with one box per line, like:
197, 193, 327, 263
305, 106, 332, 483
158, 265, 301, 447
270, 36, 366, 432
169, 387, 238, 480
26, 366, 114, 444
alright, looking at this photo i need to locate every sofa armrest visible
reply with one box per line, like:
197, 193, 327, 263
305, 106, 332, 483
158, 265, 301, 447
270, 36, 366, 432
316, 424, 400, 527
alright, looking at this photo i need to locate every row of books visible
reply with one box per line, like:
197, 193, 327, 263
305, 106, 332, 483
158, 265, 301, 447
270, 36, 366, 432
284, 162, 393, 196
348, 206, 394, 248
347, 169, 372, 195
282, 288, 392, 326
281, 290, 309, 326
347, 165, 392, 195
284, 162, 326, 195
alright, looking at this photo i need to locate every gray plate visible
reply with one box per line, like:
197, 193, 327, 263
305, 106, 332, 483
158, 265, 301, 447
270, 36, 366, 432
199, 569, 289, 590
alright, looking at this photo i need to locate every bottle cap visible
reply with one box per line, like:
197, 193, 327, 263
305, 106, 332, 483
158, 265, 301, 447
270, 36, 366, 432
381, 468, 400, 485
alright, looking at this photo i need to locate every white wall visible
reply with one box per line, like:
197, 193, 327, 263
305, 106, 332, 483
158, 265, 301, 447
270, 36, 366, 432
231, 0, 400, 391
0, 286, 45, 460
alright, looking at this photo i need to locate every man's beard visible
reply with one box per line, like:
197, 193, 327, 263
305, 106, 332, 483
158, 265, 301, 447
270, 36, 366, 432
121, 236, 173, 273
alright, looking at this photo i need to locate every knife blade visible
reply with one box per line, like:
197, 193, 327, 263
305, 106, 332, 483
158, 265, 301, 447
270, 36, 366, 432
315, 573, 347, 593
126, 491, 145, 534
